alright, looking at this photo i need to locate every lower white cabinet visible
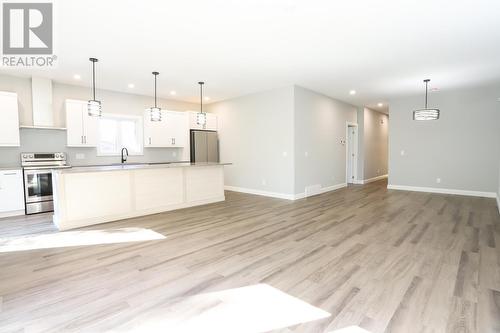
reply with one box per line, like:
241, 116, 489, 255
0, 170, 25, 215
0, 91, 20, 147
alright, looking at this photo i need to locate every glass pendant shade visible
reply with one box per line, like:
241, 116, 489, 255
413, 79, 440, 121
196, 112, 207, 126
87, 100, 102, 117
413, 109, 440, 120
149, 106, 162, 122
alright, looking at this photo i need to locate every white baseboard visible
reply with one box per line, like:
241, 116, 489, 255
224, 186, 296, 200
0, 209, 25, 219
387, 184, 497, 198
294, 183, 347, 200
225, 182, 347, 201
362, 174, 388, 184
496, 193, 500, 215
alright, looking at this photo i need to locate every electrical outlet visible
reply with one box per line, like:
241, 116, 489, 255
261, 179, 267, 186
172, 151, 177, 157
436, 178, 441, 184
400, 150, 405, 156
75, 153, 85, 160
282, 151, 288, 157
377, 169, 380, 174
304, 151, 309, 157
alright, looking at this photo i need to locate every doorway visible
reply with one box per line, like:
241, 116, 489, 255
346, 122, 358, 184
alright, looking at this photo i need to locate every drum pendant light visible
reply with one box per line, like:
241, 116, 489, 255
413, 79, 440, 120
87, 58, 102, 117
196, 81, 207, 127
148, 72, 162, 122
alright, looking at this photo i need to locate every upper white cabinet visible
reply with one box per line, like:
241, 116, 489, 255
144, 110, 188, 148
0, 169, 24, 214
65, 99, 98, 147
0, 91, 20, 146
188, 111, 217, 131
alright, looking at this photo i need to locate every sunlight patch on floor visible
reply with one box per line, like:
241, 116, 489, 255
0, 227, 165, 252
117, 284, 330, 333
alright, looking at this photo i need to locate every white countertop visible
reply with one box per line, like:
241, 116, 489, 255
53, 162, 231, 174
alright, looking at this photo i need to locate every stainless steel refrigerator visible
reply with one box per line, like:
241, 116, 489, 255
190, 130, 219, 163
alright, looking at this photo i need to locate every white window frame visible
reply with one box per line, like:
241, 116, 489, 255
96, 113, 144, 156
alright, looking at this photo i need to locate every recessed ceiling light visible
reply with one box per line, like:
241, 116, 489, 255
377, 103, 383, 107
170, 90, 177, 96
204, 96, 210, 101
349, 90, 356, 95
73, 74, 81, 80
128, 83, 135, 88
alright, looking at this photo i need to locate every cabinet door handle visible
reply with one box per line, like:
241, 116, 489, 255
84, 136, 86, 144
3, 172, 17, 176
149, 137, 152, 145
81, 135, 83, 144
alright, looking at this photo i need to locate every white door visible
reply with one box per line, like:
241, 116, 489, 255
0, 92, 20, 146
0, 170, 24, 212
66, 100, 85, 146
347, 126, 357, 184
82, 111, 98, 147
144, 110, 169, 147
165, 111, 188, 147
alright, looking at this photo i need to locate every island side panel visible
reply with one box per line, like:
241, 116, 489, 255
133, 168, 184, 211
185, 165, 225, 203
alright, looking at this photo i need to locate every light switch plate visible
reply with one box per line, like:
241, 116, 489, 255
400, 150, 405, 156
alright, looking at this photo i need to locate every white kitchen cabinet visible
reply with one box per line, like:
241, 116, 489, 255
189, 111, 217, 131
143, 110, 188, 148
66, 99, 98, 147
0, 170, 25, 216
0, 91, 20, 146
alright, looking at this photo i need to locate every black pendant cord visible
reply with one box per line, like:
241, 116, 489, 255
199, 81, 204, 113
152, 71, 159, 108
424, 79, 430, 109
92, 61, 96, 100
89, 58, 98, 101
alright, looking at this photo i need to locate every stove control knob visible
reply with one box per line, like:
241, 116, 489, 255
55, 154, 59, 158
23, 154, 28, 158
29, 154, 34, 158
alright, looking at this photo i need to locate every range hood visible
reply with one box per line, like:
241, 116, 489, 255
24, 77, 61, 129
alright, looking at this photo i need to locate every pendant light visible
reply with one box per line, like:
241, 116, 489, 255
87, 58, 102, 117
196, 81, 207, 127
413, 79, 440, 120
148, 71, 162, 122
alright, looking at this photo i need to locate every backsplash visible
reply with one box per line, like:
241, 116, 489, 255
0, 128, 187, 167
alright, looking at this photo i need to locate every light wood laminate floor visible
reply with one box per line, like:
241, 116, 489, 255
1, 180, 499, 332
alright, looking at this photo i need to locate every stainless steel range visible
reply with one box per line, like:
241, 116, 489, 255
21, 152, 71, 214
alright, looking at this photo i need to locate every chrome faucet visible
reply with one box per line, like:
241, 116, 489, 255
121, 147, 129, 164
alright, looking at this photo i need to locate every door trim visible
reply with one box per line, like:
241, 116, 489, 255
345, 122, 359, 184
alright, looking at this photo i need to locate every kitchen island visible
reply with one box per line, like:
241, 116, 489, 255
52, 163, 230, 230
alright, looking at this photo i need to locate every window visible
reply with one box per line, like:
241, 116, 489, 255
97, 114, 143, 156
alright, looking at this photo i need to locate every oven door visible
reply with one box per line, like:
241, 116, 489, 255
24, 169, 53, 203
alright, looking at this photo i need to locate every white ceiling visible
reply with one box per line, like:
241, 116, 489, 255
2, 0, 500, 113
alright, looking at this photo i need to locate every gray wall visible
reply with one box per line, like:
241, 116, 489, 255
293, 86, 357, 195
0, 74, 198, 167
208, 86, 295, 196
363, 107, 389, 180
389, 83, 500, 193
